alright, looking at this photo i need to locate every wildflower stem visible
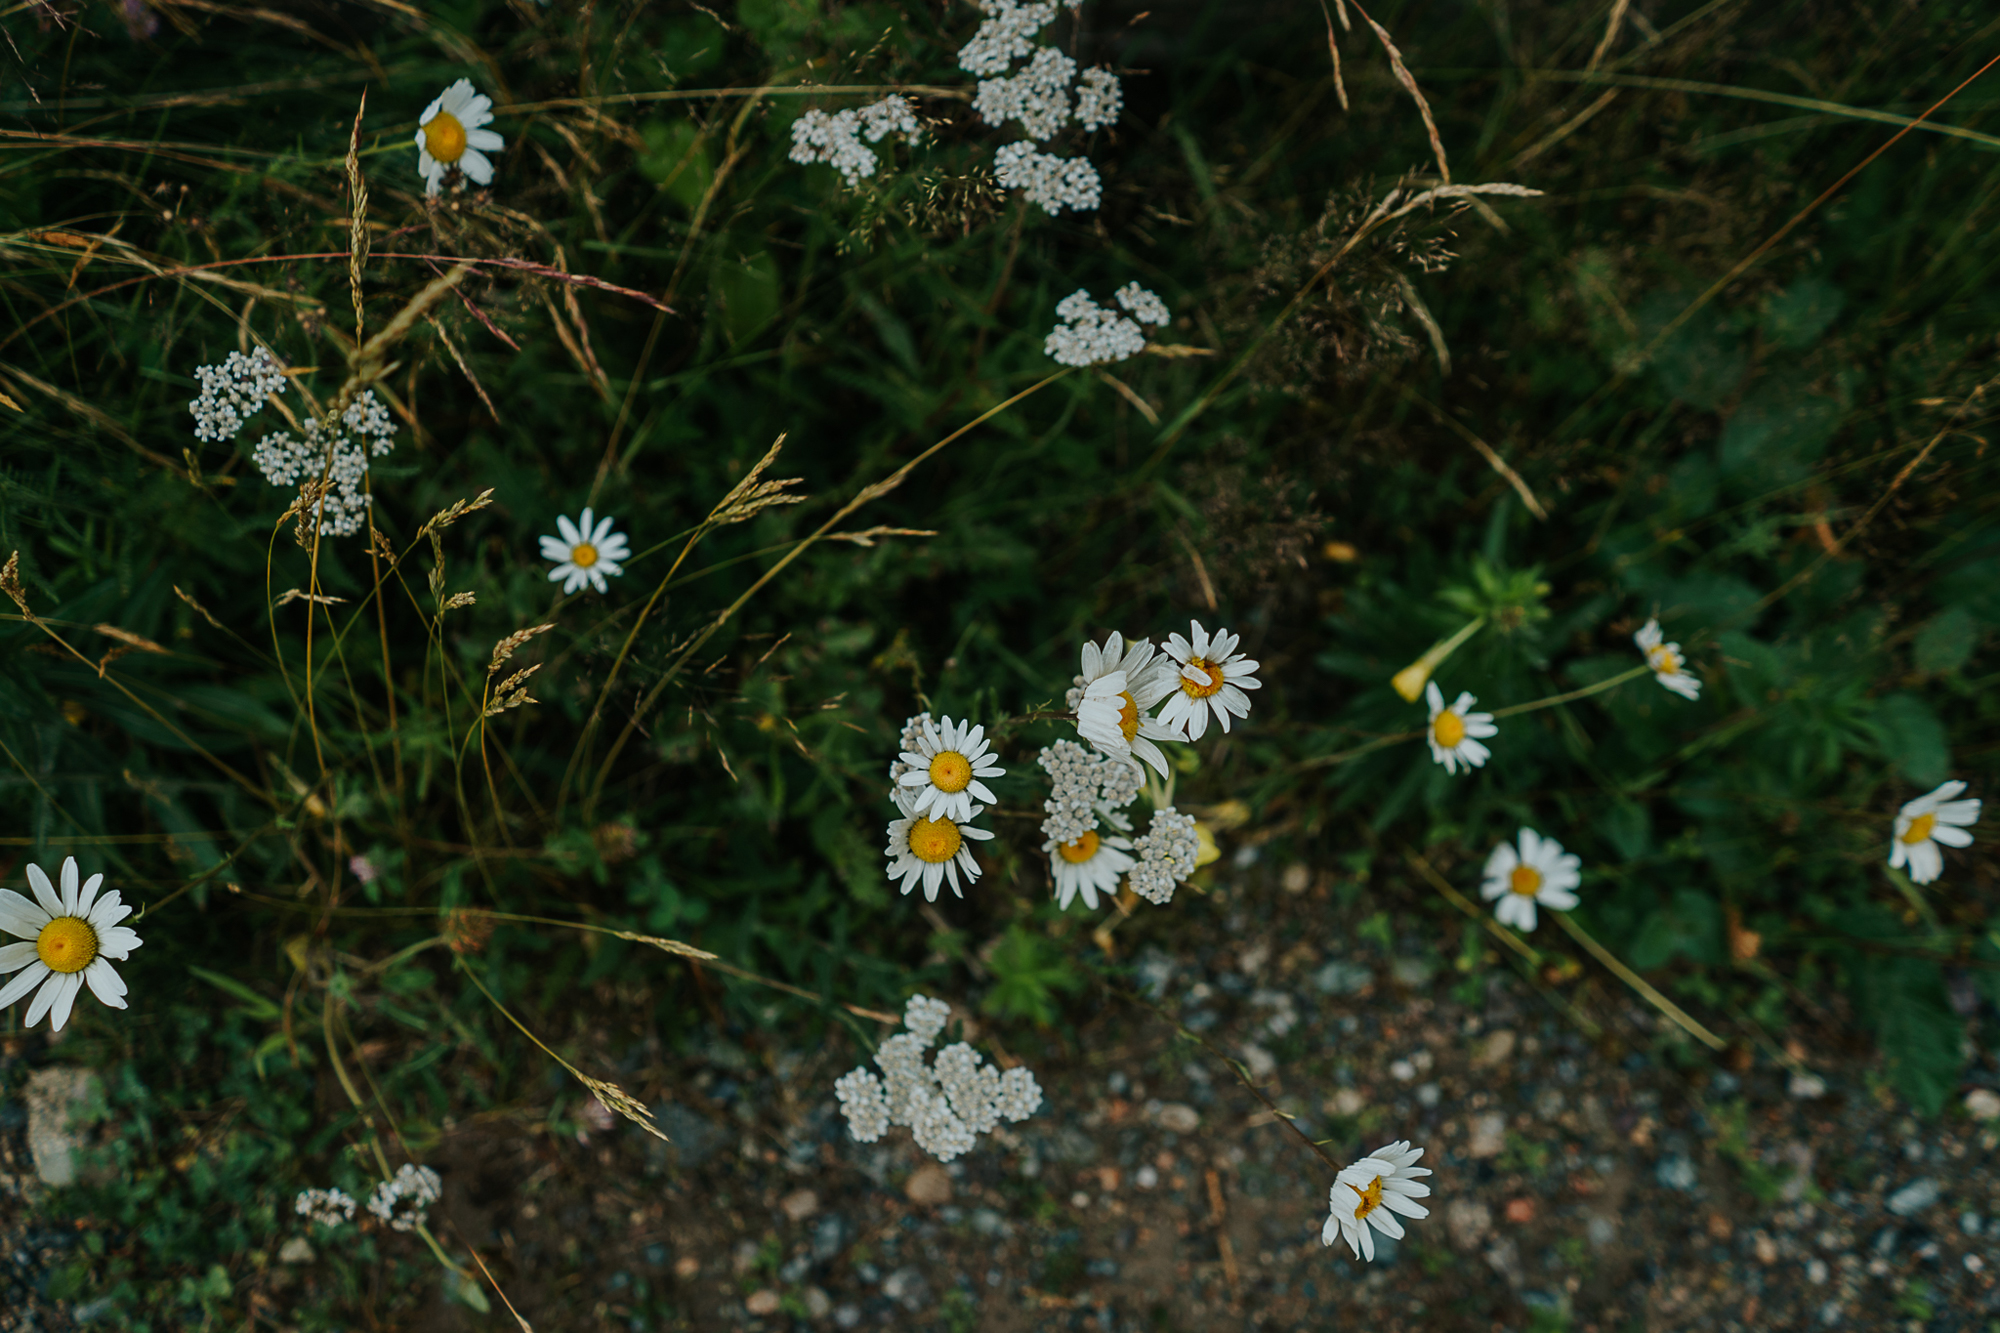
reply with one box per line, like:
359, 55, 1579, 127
1487, 662, 1651, 718
582, 371, 1072, 816
1551, 913, 1727, 1051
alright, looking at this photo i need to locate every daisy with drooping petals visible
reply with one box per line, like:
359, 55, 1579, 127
1045, 828, 1135, 911
885, 791, 995, 902
896, 716, 1005, 823
0, 858, 142, 1033
1157, 619, 1261, 741
540, 509, 630, 595
1889, 780, 1981, 885
1480, 827, 1582, 933
414, 79, 505, 196
1634, 619, 1700, 700
1068, 633, 1182, 778
1323, 1139, 1433, 1262
1424, 680, 1497, 775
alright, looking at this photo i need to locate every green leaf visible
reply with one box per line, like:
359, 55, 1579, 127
980, 924, 1083, 1026
637, 120, 715, 211
1913, 606, 1978, 675
1855, 956, 1960, 1115
187, 966, 280, 1021
1626, 889, 1722, 970
1761, 278, 1844, 349
1870, 693, 1951, 787
711, 244, 781, 348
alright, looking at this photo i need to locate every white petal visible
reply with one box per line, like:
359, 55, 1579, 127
60, 858, 80, 915
0, 941, 38, 973
1906, 840, 1943, 884
593, 558, 624, 579
0, 889, 50, 940
460, 148, 494, 184
1934, 799, 1982, 826
86, 890, 130, 928
1539, 887, 1580, 910
26, 863, 63, 919
83, 957, 127, 1008
1381, 1192, 1429, 1218
76, 872, 104, 917
96, 925, 142, 959
1932, 824, 1973, 848
591, 514, 617, 544
467, 127, 506, 151
539, 535, 571, 560
556, 515, 582, 546
1464, 714, 1499, 739
1425, 680, 1444, 715
24, 968, 68, 1027
1367, 1208, 1404, 1239
1888, 839, 1909, 871
0, 961, 49, 1008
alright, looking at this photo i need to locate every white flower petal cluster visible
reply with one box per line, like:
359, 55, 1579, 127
789, 97, 922, 189
415, 79, 504, 196
1070, 632, 1183, 777
1479, 827, 1581, 933
1424, 680, 1498, 775
1323, 1140, 1432, 1261
895, 715, 1006, 823
834, 995, 1040, 1161
1890, 779, 1981, 885
1037, 739, 1145, 910
974, 46, 1078, 140
1044, 284, 1169, 366
294, 1187, 357, 1228
365, 1163, 442, 1232
888, 712, 935, 788
958, 0, 1058, 76
885, 786, 995, 901
250, 392, 399, 540
994, 141, 1103, 215
1634, 619, 1700, 699
1074, 65, 1123, 131
1129, 807, 1200, 905
1157, 619, 1260, 740
0, 858, 142, 1032
189, 347, 286, 442
539, 508, 632, 595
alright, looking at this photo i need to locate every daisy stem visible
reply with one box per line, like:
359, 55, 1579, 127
1551, 912, 1727, 1051
1403, 849, 1542, 968
1488, 662, 1653, 718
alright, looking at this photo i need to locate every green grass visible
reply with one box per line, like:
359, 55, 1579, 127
2, 0, 1998, 1324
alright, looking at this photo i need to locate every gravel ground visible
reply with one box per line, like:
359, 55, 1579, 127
11, 870, 2000, 1330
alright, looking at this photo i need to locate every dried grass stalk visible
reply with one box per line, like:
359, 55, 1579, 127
612, 929, 719, 961
1350, 1, 1450, 183
489, 623, 556, 673
2, 552, 31, 616
345, 91, 369, 343
710, 434, 806, 526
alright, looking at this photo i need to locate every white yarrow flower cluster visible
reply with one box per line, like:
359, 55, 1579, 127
294, 1187, 357, 1228
248, 392, 398, 539
958, 0, 1059, 76
1073, 66, 1123, 131
994, 141, 1103, 215
189, 347, 287, 442
833, 995, 1041, 1161
365, 1164, 442, 1232
974, 46, 1078, 140
789, 97, 922, 189
1044, 285, 1169, 367
1128, 807, 1200, 905
1037, 739, 1144, 910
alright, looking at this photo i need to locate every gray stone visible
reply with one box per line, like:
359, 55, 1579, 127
1656, 1154, 1697, 1192
1391, 957, 1435, 987
1152, 1103, 1201, 1133
1887, 1178, 1940, 1217
277, 1237, 314, 1264
650, 1102, 724, 1169
1444, 1199, 1492, 1251
1468, 1112, 1507, 1160
812, 1214, 848, 1260
882, 1266, 930, 1310
1586, 1215, 1616, 1249
26, 1067, 101, 1187
1313, 961, 1372, 996
804, 1287, 832, 1318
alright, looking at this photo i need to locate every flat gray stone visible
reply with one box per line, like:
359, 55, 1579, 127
26, 1068, 101, 1187
1887, 1178, 1940, 1217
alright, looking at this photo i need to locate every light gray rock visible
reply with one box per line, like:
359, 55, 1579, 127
1656, 1154, 1697, 1192
1886, 1178, 1940, 1217
26, 1067, 101, 1187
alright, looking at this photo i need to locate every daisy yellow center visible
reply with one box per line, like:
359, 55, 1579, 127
1118, 691, 1140, 743
424, 111, 468, 164
1353, 1176, 1385, 1220
570, 542, 599, 568
1509, 865, 1542, 897
1901, 812, 1937, 845
1432, 710, 1466, 749
1058, 831, 1100, 864
908, 816, 962, 864
1180, 656, 1226, 700
928, 751, 973, 793
36, 916, 97, 974
1648, 645, 1680, 674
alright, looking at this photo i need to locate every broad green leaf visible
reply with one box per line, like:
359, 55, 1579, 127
1913, 606, 1978, 675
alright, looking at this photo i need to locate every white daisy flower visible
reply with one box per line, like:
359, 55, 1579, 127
539, 508, 630, 595
1323, 1139, 1433, 1262
1634, 619, 1700, 700
895, 715, 1005, 823
0, 858, 143, 1033
884, 793, 995, 902
1157, 619, 1261, 741
415, 79, 505, 197
1424, 680, 1497, 775
1479, 827, 1582, 933
1889, 780, 1981, 886
1045, 828, 1135, 911
1069, 633, 1182, 778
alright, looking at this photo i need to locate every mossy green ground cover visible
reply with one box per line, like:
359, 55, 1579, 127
1, 0, 1997, 1324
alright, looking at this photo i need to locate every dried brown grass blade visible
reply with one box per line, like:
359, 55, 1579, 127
1586, 0, 1632, 73
1, 552, 29, 616
1349, 0, 1449, 183
488, 623, 555, 673
93, 624, 170, 655
426, 314, 499, 421
345, 90, 369, 343
710, 434, 807, 525
1315, 0, 1349, 111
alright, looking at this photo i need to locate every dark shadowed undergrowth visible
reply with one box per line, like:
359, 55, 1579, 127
1, 0, 1997, 1325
